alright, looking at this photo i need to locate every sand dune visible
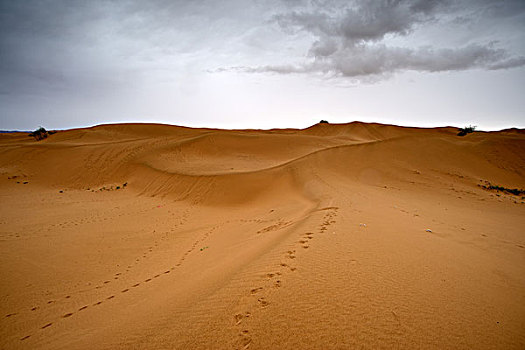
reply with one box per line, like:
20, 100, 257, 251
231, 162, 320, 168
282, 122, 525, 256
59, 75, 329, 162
1, 122, 524, 349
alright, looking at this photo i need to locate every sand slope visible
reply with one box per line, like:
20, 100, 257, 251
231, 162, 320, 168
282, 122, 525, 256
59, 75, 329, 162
1, 122, 524, 349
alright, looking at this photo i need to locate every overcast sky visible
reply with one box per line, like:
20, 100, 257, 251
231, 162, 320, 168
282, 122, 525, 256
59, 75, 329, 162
1, 0, 524, 131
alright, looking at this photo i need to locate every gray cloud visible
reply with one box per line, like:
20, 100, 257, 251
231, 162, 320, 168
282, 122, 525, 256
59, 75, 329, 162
276, 0, 443, 44
229, 0, 525, 80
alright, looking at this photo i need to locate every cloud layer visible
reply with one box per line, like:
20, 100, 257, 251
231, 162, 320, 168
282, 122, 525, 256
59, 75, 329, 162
1, 0, 524, 130
228, 0, 525, 80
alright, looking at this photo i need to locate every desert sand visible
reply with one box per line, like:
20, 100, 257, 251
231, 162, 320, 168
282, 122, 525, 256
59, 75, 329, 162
1, 122, 524, 349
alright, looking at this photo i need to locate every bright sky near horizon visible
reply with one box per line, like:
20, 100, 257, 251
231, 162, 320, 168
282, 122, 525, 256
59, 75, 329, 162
1, 0, 524, 131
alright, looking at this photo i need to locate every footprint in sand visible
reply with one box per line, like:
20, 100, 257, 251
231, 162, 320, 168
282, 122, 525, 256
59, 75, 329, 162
239, 334, 252, 349
234, 313, 244, 325
257, 298, 269, 308
250, 287, 263, 295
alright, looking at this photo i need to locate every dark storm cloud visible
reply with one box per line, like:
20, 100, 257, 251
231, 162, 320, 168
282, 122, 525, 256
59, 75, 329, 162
275, 0, 444, 45
231, 0, 525, 80
3, 0, 524, 97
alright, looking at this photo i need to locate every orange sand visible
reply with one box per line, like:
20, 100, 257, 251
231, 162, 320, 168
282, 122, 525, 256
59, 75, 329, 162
1, 122, 524, 349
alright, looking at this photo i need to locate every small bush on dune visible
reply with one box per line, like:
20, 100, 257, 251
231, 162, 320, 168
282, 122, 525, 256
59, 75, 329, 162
319, 120, 329, 124
29, 127, 49, 141
457, 125, 476, 136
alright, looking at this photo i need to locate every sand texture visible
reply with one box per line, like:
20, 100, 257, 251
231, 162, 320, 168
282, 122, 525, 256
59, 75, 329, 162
1, 122, 524, 349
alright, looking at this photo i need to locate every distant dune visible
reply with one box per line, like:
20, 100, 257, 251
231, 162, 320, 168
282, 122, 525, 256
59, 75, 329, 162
1, 122, 524, 349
